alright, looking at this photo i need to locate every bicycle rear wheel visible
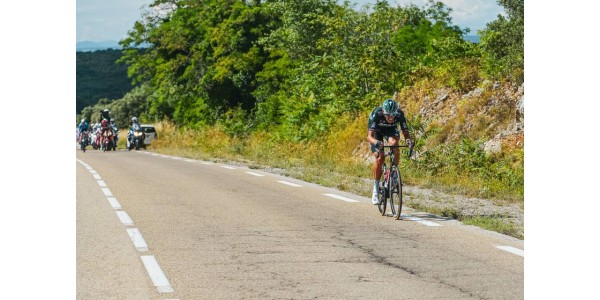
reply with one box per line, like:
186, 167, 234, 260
389, 168, 403, 220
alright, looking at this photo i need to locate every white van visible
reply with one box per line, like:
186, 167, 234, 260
140, 125, 157, 145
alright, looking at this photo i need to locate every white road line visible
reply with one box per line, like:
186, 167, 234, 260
246, 171, 265, 177
141, 255, 174, 293
107, 197, 122, 209
101, 188, 113, 197
93, 174, 102, 180
127, 228, 149, 252
220, 166, 237, 170
277, 180, 302, 187
184, 159, 195, 163
171, 157, 181, 160
403, 215, 441, 227
97, 180, 107, 188
201, 161, 213, 165
116, 211, 134, 226
323, 193, 359, 203
496, 246, 524, 257
89, 170, 98, 175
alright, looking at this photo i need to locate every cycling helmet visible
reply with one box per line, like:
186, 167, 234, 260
382, 99, 398, 115
81, 118, 85, 123
132, 117, 138, 123
103, 108, 109, 113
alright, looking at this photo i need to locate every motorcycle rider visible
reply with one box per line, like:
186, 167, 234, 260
99, 108, 111, 124
110, 119, 119, 145
128, 117, 145, 150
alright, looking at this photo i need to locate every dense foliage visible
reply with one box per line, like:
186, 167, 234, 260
76, 49, 133, 114
77, 0, 524, 200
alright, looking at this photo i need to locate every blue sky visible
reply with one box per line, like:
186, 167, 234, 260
76, 0, 503, 43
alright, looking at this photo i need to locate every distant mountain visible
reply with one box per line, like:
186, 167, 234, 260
463, 35, 480, 43
77, 41, 121, 52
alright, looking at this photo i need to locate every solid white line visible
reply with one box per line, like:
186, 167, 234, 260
220, 166, 237, 170
93, 174, 102, 180
277, 180, 302, 187
496, 246, 524, 257
171, 157, 181, 160
97, 180, 107, 188
127, 228, 149, 252
246, 171, 265, 177
107, 197, 122, 209
403, 215, 441, 227
141, 255, 174, 293
184, 159, 195, 163
201, 161, 213, 165
323, 193, 359, 203
116, 211, 134, 226
101, 188, 113, 197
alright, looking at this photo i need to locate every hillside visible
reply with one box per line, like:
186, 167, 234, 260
76, 49, 133, 114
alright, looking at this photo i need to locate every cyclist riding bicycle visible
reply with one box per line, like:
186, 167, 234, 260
367, 98, 413, 205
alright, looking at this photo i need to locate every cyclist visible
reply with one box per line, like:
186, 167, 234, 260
77, 118, 89, 142
367, 99, 413, 205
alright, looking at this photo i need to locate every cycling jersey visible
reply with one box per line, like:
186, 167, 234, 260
368, 106, 409, 133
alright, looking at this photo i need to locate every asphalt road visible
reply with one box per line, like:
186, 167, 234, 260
76, 148, 524, 300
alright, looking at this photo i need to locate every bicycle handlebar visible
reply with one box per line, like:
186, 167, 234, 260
376, 144, 413, 159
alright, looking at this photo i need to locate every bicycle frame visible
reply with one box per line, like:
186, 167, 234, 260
375, 144, 411, 219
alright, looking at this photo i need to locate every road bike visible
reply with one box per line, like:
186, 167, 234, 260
376, 144, 412, 220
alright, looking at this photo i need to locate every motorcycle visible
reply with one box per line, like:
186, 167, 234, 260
111, 125, 119, 151
91, 131, 99, 150
79, 131, 89, 152
127, 124, 146, 151
102, 129, 114, 152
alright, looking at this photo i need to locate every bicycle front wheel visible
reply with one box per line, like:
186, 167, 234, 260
389, 168, 403, 220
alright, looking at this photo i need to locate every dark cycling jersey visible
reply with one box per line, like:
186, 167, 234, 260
367, 106, 409, 133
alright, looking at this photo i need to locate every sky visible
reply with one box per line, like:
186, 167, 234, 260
76, 0, 503, 43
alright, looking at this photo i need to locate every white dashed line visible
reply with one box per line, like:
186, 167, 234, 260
246, 171, 265, 177
127, 228, 149, 251
116, 211, 134, 226
78, 159, 175, 294
277, 180, 302, 187
101, 188, 113, 197
403, 215, 441, 227
220, 166, 237, 170
496, 246, 524, 257
107, 197, 122, 209
323, 193, 359, 203
141, 255, 174, 293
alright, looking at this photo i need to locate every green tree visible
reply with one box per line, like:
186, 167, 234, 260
478, 0, 524, 83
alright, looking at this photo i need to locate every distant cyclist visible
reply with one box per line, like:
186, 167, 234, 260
367, 99, 413, 205
77, 118, 89, 142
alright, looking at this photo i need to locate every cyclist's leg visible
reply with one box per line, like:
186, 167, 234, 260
371, 132, 385, 180
387, 129, 400, 166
